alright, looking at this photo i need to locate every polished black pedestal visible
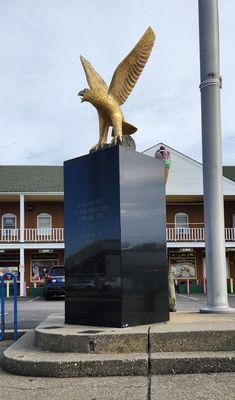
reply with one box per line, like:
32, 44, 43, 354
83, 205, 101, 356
64, 145, 169, 327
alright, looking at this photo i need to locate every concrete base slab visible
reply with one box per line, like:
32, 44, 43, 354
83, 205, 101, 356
151, 351, 235, 374
150, 330, 235, 352
3, 331, 148, 377
200, 306, 235, 314
2, 311, 235, 377
34, 314, 149, 353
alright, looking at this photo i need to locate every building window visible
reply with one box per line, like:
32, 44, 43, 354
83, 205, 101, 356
174, 212, 189, 229
1, 213, 17, 239
37, 213, 52, 236
174, 212, 189, 239
2, 213, 17, 230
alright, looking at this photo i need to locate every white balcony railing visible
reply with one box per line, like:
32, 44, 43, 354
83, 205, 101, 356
0, 228, 64, 243
0, 229, 20, 242
0, 227, 234, 244
25, 228, 64, 242
225, 228, 235, 241
167, 227, 205, 242
167, 227, 235, 242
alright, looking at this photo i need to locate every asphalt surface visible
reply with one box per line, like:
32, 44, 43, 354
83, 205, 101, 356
1, 293, 235, 330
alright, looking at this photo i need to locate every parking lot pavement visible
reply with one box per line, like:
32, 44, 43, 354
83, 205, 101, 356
176, 293, 235, 311
1, 293, 235, 330
2, 297, 65, 329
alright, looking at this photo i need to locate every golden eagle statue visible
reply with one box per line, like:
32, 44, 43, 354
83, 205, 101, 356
78, 27, 156, 152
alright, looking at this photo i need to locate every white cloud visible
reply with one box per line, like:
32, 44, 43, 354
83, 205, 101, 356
0, 0, 234, 165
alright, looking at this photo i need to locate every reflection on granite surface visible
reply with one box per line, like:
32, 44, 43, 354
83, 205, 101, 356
64, 146, 169, 327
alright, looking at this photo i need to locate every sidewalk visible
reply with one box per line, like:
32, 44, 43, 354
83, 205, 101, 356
0, 340, 234, 400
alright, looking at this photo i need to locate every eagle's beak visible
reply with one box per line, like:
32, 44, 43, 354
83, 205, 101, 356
78, 90, 85, 102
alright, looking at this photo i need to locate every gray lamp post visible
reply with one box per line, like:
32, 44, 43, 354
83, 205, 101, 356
198, 0, 234, 313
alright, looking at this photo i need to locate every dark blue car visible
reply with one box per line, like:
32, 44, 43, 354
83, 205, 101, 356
43, 266, 65, 300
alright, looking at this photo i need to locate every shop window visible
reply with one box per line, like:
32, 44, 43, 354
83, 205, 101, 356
169, 250, 196, 279
0, 251, 19, 279
37, 213, 52, 236
31, 260, 58, 282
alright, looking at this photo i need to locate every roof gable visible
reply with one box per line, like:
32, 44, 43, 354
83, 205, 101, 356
143, 143, 235, 196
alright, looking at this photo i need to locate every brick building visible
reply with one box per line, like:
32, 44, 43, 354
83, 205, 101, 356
0, 144, 234, 295
143, 144, 235, 291
0, 166, 64, 295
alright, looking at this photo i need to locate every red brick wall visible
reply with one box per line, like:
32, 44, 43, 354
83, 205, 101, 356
0, 201, 233, 229
0, 202, 20, 227
167, 202, 235, 228
0, 201, 64, 229
24, 202, 64, 229
224, 202, 235, 227
166, 204, 204, 226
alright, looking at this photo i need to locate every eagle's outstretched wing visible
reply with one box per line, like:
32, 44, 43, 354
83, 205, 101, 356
80, 55, 108, 92
108, 27, 156, 105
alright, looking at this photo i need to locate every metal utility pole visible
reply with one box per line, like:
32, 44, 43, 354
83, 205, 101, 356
198, 0, 234, 312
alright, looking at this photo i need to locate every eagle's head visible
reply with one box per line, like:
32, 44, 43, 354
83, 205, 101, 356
78, 88, 90, 103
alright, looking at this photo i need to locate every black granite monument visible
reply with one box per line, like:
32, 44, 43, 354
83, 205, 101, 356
64, 145, 169, 327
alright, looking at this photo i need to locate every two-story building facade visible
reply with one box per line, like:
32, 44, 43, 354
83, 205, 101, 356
0, 144, 234, 295
0, 166, 64, 295
143, 144, 235, 289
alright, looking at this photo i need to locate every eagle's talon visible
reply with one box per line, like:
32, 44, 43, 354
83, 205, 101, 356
111, 136, 122, 146
90, 142, 102, 152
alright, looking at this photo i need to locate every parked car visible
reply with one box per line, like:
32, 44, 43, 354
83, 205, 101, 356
43, 266, 65, 300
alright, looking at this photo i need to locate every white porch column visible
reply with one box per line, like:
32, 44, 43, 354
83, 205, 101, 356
19, 247, 25, 297
20, 194, 25, 296
20, 193, 25, 243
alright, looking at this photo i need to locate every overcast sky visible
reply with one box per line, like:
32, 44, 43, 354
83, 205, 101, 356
0, 0, 234, 165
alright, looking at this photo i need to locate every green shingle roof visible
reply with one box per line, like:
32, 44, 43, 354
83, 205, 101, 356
0, 166, 63, 192
0, 164, 233, 193
223, 167, 235, 182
